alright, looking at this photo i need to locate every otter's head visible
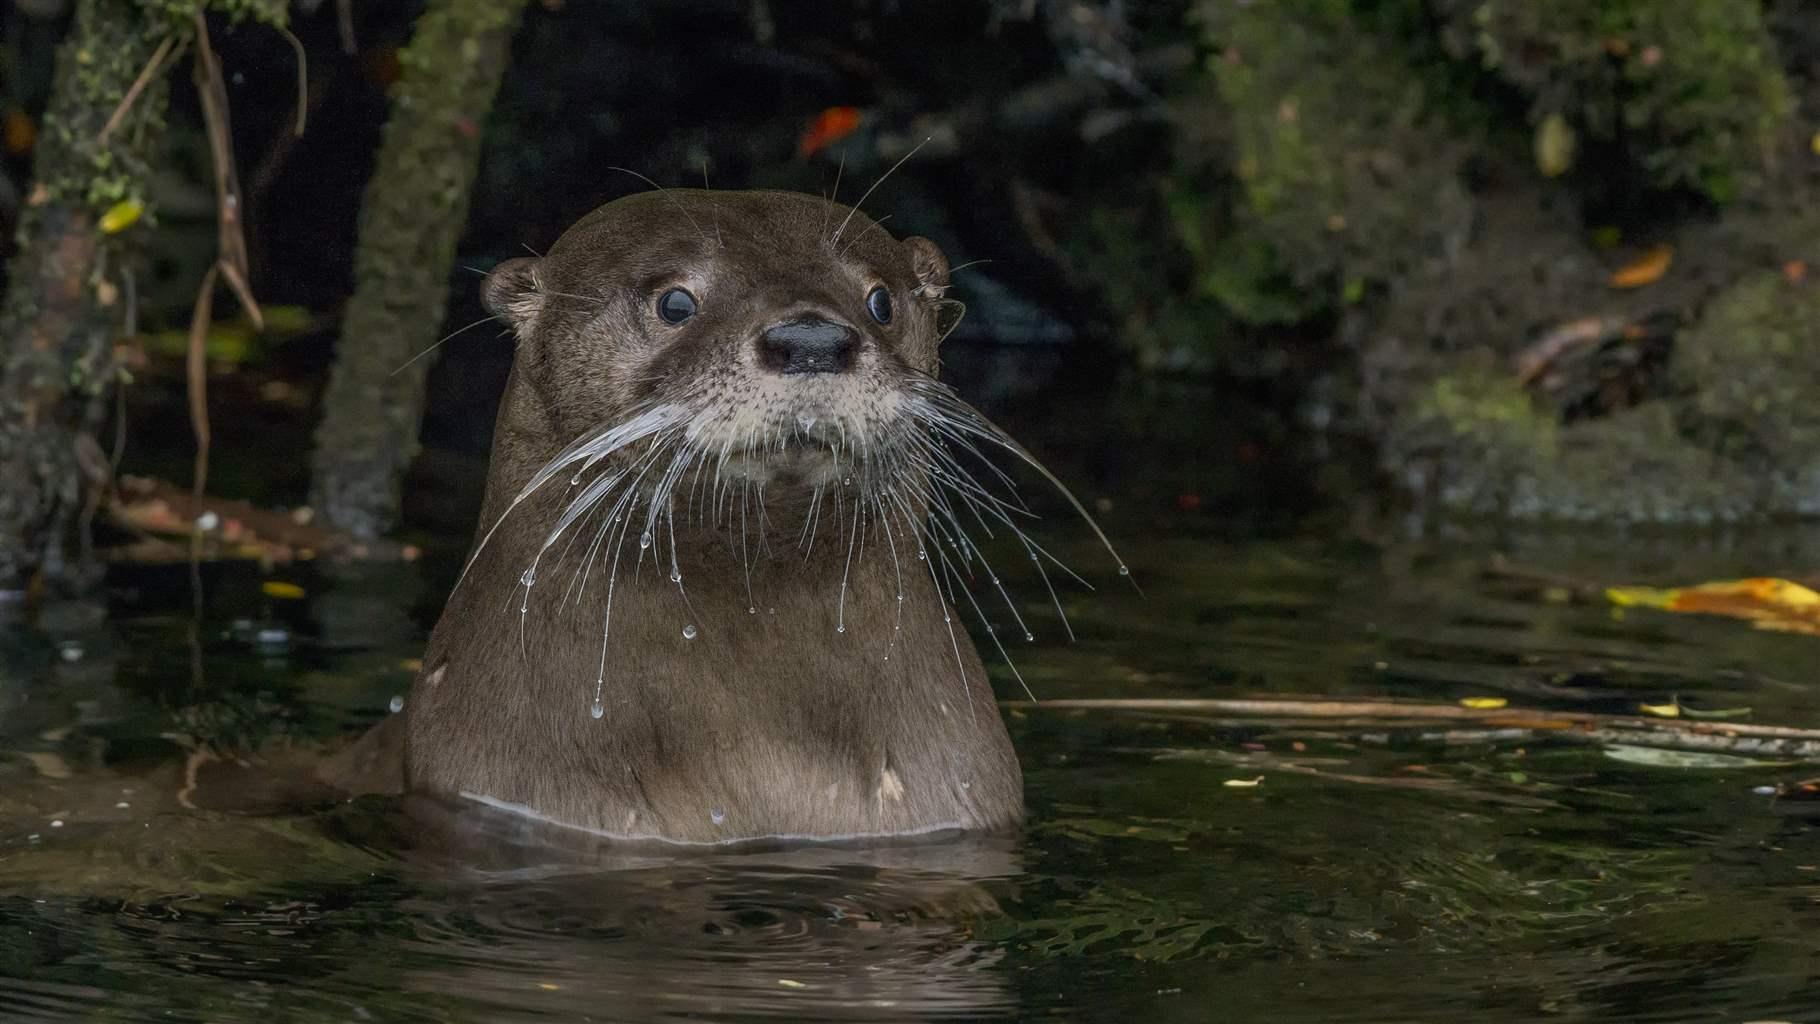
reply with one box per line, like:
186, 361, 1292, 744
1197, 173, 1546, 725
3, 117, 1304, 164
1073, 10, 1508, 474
482, 189, 955, 495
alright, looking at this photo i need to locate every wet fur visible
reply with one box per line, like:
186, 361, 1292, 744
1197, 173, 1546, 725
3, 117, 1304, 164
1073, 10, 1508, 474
402, 190, 1027, 843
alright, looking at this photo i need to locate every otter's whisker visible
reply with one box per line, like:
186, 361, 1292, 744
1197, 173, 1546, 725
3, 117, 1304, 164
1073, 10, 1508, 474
606, 166, 710, 244
905, 380, 1135, 588
590, 477, 644, 719
900, 498, 979, 726
874, 493, 907, 650
837, 500, 861, 634
454, 404, 687, 599
739, 478, 755, 612
837, 213, 893, 261
932, 534, 1036, 703
901, 438, 1093, 593
567, 435, 677, 607
391, 314, 502, 376
830, 135, 931, 246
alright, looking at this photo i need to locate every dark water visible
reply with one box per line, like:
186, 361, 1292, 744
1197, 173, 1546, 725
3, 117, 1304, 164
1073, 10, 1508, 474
6, 364, 1820, 1022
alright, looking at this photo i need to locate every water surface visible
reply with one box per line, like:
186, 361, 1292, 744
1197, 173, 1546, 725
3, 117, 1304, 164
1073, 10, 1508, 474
5, 368, 1820, 1022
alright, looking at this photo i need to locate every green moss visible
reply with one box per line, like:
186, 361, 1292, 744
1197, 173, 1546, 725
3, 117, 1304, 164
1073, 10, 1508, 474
0, 0, 291, 586
309, 0, 533, 538
1441, 0, 1791, 200
1192, 0, 1473, 307
1672, 272, 1820, 514
1386, 360, 1761, 523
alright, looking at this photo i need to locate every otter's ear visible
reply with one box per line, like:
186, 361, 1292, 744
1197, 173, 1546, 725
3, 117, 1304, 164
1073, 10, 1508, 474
904, 236, 949, 298
482, 257, 543, 334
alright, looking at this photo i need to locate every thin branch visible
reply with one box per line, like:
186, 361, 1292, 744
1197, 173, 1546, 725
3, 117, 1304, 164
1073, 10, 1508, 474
98, 34, 177, 144
186, 264, 219, 501
1005, 697, 1820, 759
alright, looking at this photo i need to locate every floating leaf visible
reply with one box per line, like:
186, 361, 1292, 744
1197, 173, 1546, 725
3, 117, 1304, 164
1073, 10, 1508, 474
261, 581, 306, 600
1534, 112, 1575, 177
1608, 577, 1820, 636
99, 198, 143, 234
1608, 244, 1673, 289
1602, 744, 1790, 769
1460, 697, 1508, 710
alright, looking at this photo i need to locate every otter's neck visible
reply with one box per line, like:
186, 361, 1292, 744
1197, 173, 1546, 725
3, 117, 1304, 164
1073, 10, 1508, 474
408, 472, 1024, 842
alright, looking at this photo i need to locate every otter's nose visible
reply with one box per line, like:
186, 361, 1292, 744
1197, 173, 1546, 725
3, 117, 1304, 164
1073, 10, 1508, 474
760, 317, 859, 375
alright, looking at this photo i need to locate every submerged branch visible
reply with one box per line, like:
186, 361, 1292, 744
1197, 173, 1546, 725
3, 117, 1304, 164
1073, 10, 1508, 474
1004, 697, 1820, 760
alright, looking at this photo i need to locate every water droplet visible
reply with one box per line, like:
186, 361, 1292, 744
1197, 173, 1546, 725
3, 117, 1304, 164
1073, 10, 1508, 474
388, 695, 405, 713
570, 473, 582, 485
748, 606, 757, 614
709, 807, 726, 825
836, 624, 846, 634
961, 781, 971, 790
1024, 631, 1035, 642
916, 549, 927, 561
843, 477, 853, 487
639, 531, 653, 549
896, 593, 904, 603
196, 510, 220, 531
989, 576, 999, 585
669, 570, 682, 583
1028, 551, 1039, 561
797, 414, 818, 432
519, 568, 537, 587
1118, 564, 1131, 576
682, 624, 698, 640
589, 700, 605, 719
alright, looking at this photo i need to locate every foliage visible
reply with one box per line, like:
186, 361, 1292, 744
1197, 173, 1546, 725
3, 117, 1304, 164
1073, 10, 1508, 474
1435, 0, 1792, 201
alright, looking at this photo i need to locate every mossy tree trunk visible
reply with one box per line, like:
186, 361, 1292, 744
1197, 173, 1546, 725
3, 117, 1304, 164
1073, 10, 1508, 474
308, 0, 530, 540
0, 1, 171, 592
0, 0, 286, 593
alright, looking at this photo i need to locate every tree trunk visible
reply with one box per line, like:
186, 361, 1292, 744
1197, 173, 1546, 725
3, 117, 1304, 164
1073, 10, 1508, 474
308, 0, 530, 540
0, 0, 171, 592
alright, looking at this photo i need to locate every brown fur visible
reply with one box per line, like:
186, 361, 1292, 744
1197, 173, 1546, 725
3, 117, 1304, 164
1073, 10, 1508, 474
399, 190, 1022, 843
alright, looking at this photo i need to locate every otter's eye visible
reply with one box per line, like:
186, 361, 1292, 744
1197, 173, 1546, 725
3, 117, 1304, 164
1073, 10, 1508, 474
657, 288, 697, 324
865, 286, 893, 325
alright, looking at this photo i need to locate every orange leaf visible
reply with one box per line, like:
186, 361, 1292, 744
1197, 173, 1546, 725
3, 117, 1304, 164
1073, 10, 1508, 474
1606, 577, 1820, 636
798, 106, 862, 158
1609, 244, 1673, 289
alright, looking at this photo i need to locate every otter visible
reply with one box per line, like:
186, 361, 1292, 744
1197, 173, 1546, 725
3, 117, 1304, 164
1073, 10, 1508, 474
395, 188, 1118, 845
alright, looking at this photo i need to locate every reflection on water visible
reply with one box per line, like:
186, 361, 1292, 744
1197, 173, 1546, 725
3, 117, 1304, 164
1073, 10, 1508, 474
7, 375, 1820, 1021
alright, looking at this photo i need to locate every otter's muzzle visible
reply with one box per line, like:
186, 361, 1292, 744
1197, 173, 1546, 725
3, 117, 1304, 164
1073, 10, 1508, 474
760, 317, 858, 375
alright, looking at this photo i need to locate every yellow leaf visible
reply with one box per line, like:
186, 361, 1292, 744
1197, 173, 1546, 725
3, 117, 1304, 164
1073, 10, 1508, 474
1460, 697, 1508, 710
1609, 578, 1820, 636
1639, 702, 1681, 718
261, 581, 306, 600
1534, 112, 1576, 178
98, 198, 143, 234
1609, 244, 1673, 289
1606, 585, 1676, 610
1223, 776, 1265, 788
